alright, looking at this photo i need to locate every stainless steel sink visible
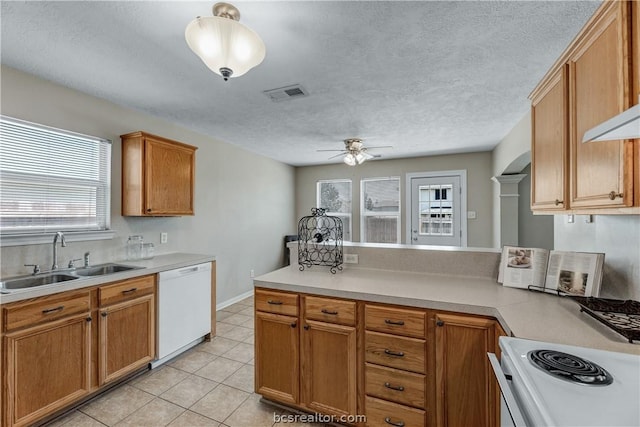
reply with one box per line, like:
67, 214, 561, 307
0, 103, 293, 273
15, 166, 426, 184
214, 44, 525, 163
0, 273, 79, 290
74, 263, 141, 277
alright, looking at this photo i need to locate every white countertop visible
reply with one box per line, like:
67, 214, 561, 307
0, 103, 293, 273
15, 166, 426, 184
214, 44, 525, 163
254, 265, 640, 355
0, 253, 215, 304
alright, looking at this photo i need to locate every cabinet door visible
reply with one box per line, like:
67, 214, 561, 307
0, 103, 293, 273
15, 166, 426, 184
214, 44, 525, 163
99, 294, 155, 384
255, 311, 299, 404
435, 313, 497, 427
531, 66, 569, 211
145, 136, 195, 215
4, 313, 91, 427
301, 319, 357, 417
569, 2, 633, 208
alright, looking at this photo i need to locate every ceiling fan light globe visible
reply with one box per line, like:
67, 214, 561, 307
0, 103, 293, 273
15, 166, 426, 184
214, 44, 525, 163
355, 152, 366, 164
344, 153, 356, 166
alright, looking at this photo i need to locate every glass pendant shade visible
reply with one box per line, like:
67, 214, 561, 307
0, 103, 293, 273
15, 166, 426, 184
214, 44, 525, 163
185, 5, 265, 81
355, 152, 366, 164
343, 153, 357, 166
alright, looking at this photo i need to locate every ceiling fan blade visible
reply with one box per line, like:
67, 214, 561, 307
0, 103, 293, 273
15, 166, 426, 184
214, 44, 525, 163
365, 145, 393, 150
327, 153, 346, 160
317, 149, 346, 152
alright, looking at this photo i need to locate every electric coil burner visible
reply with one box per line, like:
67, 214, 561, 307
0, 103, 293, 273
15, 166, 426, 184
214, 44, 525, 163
528, 349, 613, 386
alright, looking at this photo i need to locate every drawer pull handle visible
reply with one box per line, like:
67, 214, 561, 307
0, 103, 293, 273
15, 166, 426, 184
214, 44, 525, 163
122, 288, 138, 295
42, 305, 64, 314
321, 309, 338, 315
384, 349, 405, 357
267, 300, 283, 305
384, 382, 405, 392
384, 417, 405, 427
554, 199, 563, 206
384, 319, 405, 326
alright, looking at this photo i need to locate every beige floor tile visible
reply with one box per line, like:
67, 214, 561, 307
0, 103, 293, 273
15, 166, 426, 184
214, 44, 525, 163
196, 357, 244, 383
221, 303, 246, 313
222, 342, 254, 363
115, 398, 184, 426
223, 313, 252, 326
241, 317, 255, 329
222, 364, 254, 393
47, 410, 107, 427
169, 350, 218, 373
216, 310, 234, 322
242, 332, 255, 344
238, 307, 254, 317
79, 385, 154, 426
130, 366, 188, 395
224, 394, 278, 427
220, 325, 253, 342
215, 322, 237, 336
190, 384, 250, 423
160, 375, 218, 408
168, 411, 220, 426
238, 296, 254, 306
199, 336, 241, 355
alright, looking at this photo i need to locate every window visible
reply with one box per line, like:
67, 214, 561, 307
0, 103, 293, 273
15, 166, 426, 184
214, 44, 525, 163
0, 116, 112, 239
361, 177, 400, 244
317, 179, 352, 241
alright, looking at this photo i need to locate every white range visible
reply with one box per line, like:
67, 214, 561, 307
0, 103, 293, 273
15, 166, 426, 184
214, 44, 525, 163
490, 336, 640, 427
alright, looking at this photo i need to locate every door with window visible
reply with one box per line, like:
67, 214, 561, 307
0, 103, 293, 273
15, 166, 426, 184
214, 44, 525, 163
409, 174, 463, 246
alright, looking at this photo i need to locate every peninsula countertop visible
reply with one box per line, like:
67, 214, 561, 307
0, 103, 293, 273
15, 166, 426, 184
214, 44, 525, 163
254, 265, 640, 355
0, 253, 215, 304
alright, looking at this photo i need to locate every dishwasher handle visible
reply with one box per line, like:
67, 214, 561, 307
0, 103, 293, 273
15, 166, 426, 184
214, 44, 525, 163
159, 262, 212, 281
487, 352, 528, 427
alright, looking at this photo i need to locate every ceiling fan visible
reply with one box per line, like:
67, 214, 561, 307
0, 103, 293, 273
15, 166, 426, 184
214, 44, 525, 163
317, 138, 392, 166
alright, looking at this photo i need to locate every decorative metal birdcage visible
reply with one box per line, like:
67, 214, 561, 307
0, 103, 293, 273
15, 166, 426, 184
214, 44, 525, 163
298, 208, 343, 274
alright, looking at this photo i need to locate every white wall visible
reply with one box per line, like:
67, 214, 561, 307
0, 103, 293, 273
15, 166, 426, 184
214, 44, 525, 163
295, 152, 494, 248
0, 66, 296, 305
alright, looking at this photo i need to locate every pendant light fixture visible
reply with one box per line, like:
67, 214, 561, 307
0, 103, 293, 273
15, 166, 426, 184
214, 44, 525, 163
185, 2, 266, 81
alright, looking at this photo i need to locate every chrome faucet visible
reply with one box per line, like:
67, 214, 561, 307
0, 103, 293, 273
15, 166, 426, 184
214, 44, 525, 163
52, 231, 66, 270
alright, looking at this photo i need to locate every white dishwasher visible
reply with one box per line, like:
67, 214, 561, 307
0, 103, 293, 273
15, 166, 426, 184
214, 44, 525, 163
152, 262, 212, 368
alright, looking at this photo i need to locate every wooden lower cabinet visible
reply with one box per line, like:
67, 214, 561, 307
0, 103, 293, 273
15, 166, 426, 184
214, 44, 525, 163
4, 313, 91, 427
301, 319, 357, 417
434, 313, 499, 427
255, 311, 299, 404
366, 396, 426, 427
99, 293, 155, 384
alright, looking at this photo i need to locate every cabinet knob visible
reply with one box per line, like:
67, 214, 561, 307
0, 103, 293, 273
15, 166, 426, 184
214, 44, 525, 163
146, 208, 152, 212
436, 320, 444, 327
554, 199, 563, 206
86, 317, 92, 322
290, 322, 297, 328
303, 325, 310, 330
101, 312, 108, 317
608, 191, 623, 200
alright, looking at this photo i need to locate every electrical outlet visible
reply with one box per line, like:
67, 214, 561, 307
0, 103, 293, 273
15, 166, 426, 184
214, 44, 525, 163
344, 254, 359, 264
250, 269, 255, 278
160, 232, 168, 244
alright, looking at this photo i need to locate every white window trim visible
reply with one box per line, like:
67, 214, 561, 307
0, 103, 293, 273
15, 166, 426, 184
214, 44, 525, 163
316, 179, 352, 242
360, 176, 401, 244
405, 170, 468, 247
0, 230, 116, 247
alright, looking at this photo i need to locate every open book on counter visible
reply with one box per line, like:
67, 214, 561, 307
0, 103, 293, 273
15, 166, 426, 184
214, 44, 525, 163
497, 246, 605, 297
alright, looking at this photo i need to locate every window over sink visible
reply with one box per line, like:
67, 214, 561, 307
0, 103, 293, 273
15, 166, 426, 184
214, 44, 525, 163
0, 115, 112, 245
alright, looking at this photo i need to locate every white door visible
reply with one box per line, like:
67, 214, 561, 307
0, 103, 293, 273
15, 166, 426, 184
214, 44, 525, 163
409, 174, 462, 246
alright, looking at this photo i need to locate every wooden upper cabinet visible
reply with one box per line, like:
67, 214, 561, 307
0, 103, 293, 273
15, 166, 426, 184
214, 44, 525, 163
530, 66, 569, 211
568, 1, 633, 208
121, 131, 197, 216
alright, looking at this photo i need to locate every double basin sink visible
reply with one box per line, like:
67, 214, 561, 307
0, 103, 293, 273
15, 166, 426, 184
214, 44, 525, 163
0, 264, 143, 291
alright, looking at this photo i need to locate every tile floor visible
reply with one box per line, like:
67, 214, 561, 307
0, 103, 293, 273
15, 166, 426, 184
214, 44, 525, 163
47, 296, 321, 427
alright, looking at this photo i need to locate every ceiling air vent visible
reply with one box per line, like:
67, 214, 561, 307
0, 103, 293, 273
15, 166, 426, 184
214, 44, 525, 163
263, 84, 308, 102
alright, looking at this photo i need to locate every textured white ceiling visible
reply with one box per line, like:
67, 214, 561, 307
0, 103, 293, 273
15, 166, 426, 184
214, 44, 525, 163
1, 1, 601, 166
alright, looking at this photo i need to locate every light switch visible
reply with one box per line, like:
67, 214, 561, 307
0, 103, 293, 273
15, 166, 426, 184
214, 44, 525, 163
467, 211, 477, 219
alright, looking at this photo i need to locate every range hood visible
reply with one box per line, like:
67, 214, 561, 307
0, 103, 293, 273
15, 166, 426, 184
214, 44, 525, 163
582, 97, 640, 142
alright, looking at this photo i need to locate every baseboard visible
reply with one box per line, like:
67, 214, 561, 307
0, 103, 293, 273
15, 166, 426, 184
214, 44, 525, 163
216, 289, 253, 311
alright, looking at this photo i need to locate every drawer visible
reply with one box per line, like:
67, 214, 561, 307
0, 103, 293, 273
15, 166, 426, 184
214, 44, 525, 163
99, 275, 155, 306
365, 331, 426, 374
304, 295, 356, 326
366, 396, 426, 427
4, 291, 91, 331
366, 363, 426, 409
255, 289, 298, 316
366, 304, 426, 338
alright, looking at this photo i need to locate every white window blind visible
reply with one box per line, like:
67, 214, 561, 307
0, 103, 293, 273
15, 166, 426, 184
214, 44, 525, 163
0, 115, 111, 235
